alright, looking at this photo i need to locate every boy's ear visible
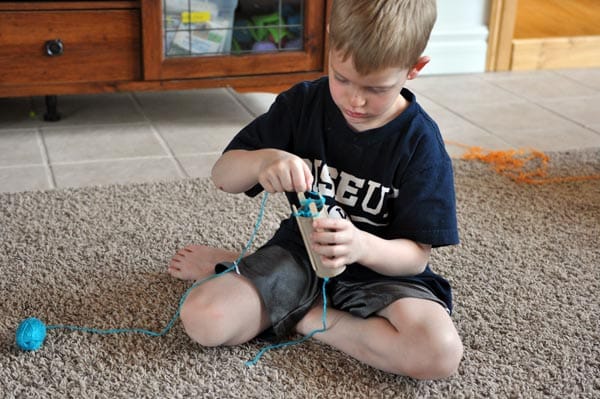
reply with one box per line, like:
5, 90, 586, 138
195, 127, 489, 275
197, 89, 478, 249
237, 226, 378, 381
407, 56, 430, 80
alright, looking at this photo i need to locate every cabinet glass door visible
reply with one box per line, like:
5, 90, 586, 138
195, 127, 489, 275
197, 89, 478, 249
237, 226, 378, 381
164, 0, 305, 57
142, 0, 325, 81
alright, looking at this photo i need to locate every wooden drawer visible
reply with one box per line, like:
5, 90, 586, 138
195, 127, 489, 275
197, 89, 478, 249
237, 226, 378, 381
0, 9, 141, 85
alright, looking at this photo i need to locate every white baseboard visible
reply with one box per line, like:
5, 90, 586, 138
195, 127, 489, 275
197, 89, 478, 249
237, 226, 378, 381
423, 26, 489, 75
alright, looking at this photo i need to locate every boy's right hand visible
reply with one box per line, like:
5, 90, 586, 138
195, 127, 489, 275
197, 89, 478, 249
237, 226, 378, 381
258, 149, 313, 193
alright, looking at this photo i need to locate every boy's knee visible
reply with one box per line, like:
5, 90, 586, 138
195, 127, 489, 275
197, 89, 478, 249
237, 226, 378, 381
407, 327, 463, 380
427, 330, 463, 379
180, 294, 229, 347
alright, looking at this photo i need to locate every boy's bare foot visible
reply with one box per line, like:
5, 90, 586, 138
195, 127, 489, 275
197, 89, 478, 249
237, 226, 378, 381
168, 244, 240, 281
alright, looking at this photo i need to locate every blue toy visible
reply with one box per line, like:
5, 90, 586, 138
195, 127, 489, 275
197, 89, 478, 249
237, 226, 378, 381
233, 18, 253, 45
286, 13, 302, 36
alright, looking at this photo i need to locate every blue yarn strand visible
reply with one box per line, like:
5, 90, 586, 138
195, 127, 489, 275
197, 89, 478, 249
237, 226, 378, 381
47, 264, 237, 337
45, 192, 271, 341
245, 277, 330, 367
25, 191, 332, 366
233, 191, 269, 272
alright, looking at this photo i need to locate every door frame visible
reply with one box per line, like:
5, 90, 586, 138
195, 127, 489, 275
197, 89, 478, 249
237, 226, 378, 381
486, 0, 518, 71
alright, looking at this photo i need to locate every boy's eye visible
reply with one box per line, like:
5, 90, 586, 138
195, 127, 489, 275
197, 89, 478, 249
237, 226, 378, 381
335, 75, 348, 83
368, 87, 387, 94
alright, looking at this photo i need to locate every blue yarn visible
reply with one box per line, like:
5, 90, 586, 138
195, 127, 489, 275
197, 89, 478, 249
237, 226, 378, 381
294, 191, 325, 217
245, 277, 330, 367
16, 317, 47, 351
15, 192, 268, 352
46, 264, 238, 337
232, 191, 269, 273
16, 190, 331, 366
15, 263, 238, 352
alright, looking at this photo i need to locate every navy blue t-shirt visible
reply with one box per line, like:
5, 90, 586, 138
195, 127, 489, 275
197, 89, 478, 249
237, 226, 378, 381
224, 77, 458, 309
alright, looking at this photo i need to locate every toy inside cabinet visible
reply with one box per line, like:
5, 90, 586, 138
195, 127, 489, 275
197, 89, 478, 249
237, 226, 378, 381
232, 0, 304, 54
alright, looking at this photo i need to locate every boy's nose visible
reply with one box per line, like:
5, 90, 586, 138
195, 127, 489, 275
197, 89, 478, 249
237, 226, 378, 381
349, 90, 366, 108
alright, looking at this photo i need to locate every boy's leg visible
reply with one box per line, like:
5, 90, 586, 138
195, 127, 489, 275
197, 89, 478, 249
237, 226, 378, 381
295, 298, 463, 380
168, 245, 269, 345
179, 272, 271, 346
168, 244, 240, 281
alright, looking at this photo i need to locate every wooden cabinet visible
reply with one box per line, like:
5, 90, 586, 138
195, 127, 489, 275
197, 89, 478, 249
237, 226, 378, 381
0, 8, 141, 85
0, 0, 329, 97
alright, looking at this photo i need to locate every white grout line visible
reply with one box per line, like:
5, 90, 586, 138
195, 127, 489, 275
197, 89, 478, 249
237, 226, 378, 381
225, 87, 261, 118
0, 163, 45, 170
35, 127, 57, 189
17, 152, 224, 168
415, 92, 515, 148
46, 155, 176, 166
31, 121, 153, 131
481, 77, 600, 133
128, 93, 189, 179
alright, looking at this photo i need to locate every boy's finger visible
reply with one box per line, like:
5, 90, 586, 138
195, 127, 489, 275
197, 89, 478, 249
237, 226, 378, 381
313, 218, 340, 230
290, 164, 308, 192
303, 164, 314, 191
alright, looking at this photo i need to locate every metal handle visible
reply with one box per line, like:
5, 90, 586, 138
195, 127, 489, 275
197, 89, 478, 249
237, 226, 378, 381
44, 39, 64, 56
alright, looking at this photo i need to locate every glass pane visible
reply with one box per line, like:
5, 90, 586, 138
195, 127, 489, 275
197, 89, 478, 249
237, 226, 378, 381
164, 0, 304, 58
164, 0, 239, 57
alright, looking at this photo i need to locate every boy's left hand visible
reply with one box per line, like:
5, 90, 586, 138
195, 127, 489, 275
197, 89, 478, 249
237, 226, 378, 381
310, 218, 364, 269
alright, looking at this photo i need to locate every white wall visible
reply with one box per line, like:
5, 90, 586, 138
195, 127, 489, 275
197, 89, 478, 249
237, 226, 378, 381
423, 0, 491, 75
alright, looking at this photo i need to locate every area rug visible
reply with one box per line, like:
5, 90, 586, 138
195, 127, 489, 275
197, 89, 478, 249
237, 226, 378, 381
1, 149, 599, 398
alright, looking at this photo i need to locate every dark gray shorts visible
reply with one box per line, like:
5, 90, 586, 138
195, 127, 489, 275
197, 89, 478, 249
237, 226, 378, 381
216, 244, 448, 339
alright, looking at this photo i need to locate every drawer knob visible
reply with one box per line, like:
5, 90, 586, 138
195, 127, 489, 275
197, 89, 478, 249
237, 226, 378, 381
44, 39, 64, 56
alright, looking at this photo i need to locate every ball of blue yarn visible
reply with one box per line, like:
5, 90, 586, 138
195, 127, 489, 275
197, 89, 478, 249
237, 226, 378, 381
16, 317, 47, 351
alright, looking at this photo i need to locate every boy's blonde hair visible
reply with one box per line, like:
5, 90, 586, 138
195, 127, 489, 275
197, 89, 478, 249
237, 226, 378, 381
329, 0, 437, 74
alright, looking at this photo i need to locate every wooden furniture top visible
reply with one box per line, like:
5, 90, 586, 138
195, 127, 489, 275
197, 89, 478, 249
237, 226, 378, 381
0, 2, 140, 11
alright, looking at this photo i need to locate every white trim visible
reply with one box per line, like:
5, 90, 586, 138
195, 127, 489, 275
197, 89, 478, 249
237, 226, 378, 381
422, 0, 491, 75
424, 26, 490, 75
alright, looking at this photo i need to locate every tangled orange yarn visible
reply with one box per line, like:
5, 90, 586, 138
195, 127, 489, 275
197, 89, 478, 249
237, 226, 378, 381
449, 143, 600, 185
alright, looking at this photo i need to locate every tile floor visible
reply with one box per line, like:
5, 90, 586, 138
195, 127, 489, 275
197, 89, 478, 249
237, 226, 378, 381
1, 68, 600, 194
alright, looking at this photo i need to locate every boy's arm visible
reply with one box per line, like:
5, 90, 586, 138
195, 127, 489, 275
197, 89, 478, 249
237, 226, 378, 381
358, 232, 431, 276
212, 149, 313, 194
310, 218, 431, 276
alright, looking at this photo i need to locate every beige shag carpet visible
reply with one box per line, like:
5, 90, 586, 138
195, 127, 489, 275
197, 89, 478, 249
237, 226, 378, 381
1, 149, 599, 398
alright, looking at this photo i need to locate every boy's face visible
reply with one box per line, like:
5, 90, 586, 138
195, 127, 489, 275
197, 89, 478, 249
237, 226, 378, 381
328, 50, 419, 132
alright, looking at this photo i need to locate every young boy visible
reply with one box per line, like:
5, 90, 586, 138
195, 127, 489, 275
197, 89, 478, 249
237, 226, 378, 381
168, 0, 463, 380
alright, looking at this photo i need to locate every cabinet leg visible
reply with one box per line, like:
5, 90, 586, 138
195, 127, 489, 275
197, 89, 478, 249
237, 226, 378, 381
44, 95, 61, 122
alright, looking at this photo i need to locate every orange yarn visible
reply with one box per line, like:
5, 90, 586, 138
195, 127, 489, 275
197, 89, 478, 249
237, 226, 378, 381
447, 142, 600, 185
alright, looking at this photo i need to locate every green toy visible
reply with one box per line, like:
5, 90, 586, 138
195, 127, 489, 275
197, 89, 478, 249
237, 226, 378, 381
250, 13, 290, 43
